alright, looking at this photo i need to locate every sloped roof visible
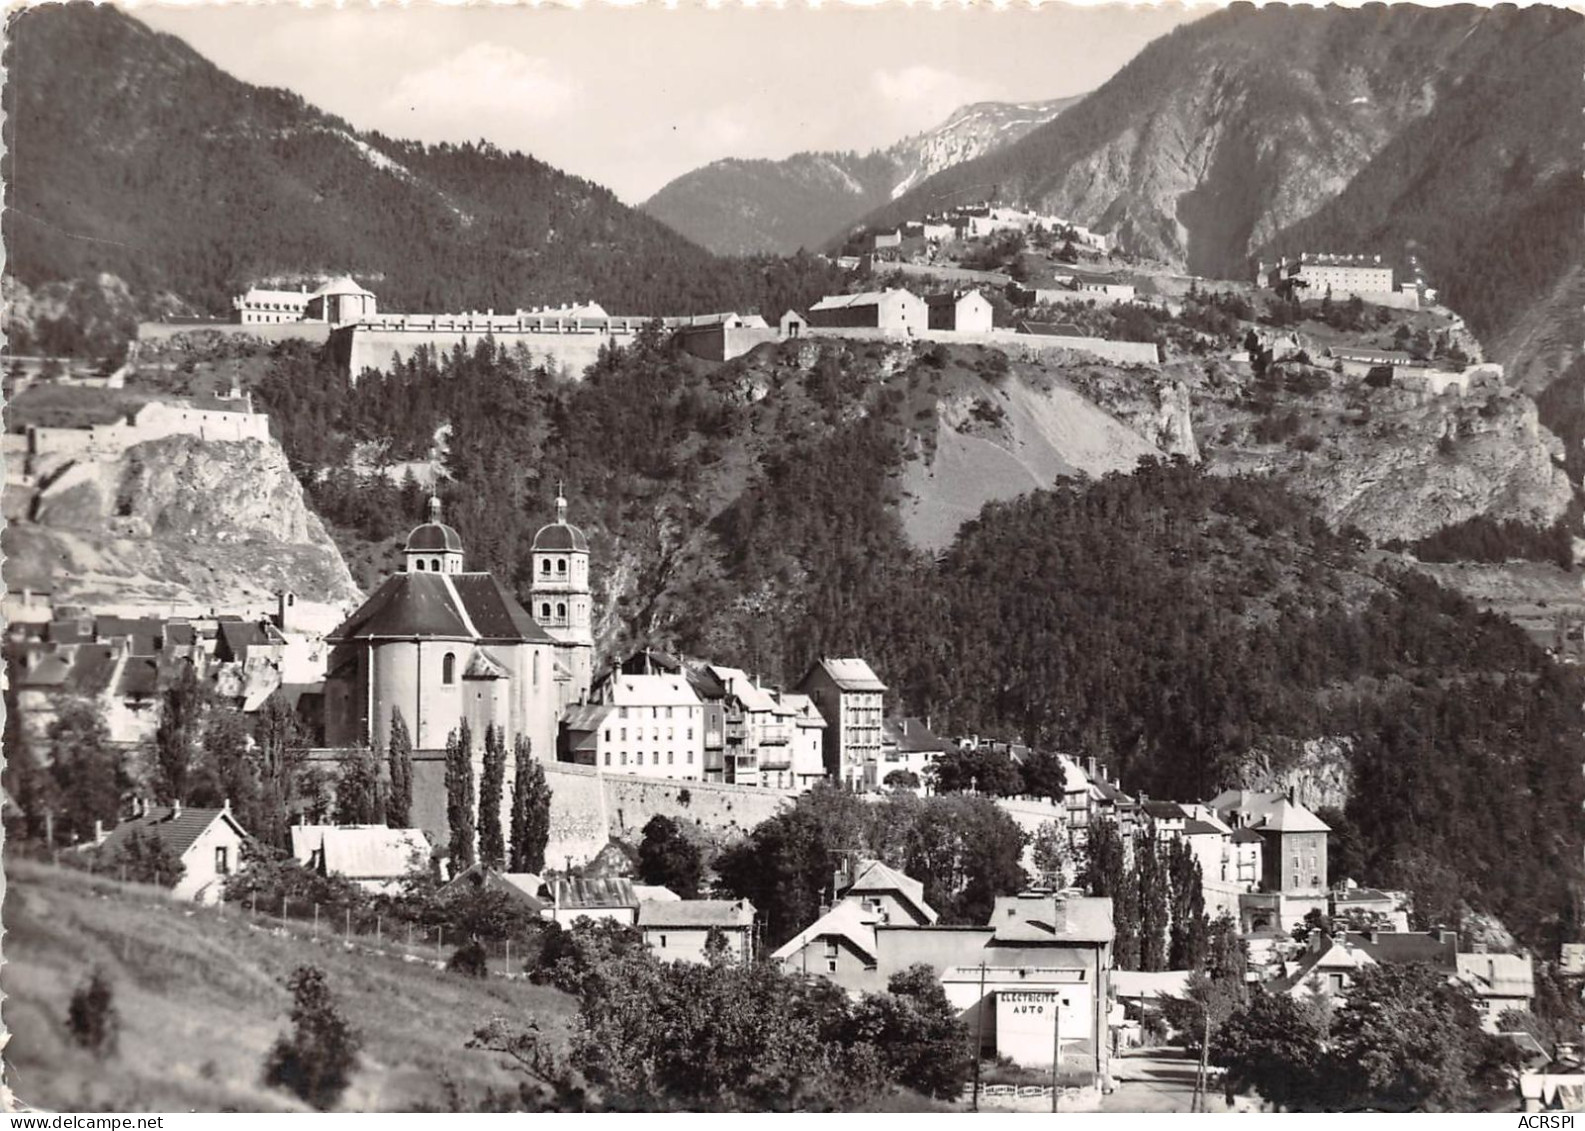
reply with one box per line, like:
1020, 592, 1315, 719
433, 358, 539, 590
1346, 930, 1456, 969
331, 574, 472, 640
406, 522, 463, 552
316, 826, 431, 880
637, 899, 756, 929
631, 884, 681, 903
604, 675, 701, 708
809, 291, 891, 311
771, 900, 880, 963
1230, 827, 1264, 845
709, 666, 777, 713
99, 806, 245, 864
553, 877, 637, 909
1143, 800, 1187, 820
1259, 800, 1330, 833
463, 648, 511, 680
845, 859, 939, 924
113, 656, 161, 697
988, 895, 1114, 944
883, 717, 954, 754
810, 657, 887, 692
532, 522, 589, 552
312, 275, 375, 298
1457, 953, 1535, 998
450, 574, 553, 642
216, 620, 279, 662
1183, 818, 1226, 837
563, 703, 613, 733
777, 692, 826, 728
441, 865, 547, 912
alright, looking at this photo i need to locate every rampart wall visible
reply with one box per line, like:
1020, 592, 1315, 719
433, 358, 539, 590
805, 327, 1159, 366
137, 321, 332, 345
336, 327, 619, 381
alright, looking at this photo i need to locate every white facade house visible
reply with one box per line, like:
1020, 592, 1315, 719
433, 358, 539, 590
96, 802, 249, 905
590, 673, 706, 780
290, 825, 432, 893
806, 289, 928, 335
639, 899, 757, 965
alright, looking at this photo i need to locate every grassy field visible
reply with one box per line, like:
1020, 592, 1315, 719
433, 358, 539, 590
1, 858, 578, 1112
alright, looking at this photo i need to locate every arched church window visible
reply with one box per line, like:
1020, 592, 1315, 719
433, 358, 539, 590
442, 652, 456, 684
557, 558, 567, 574
415, 560, 426, 571
556, 602, 566, 620
541, 602, 551, 619
541, 559, 551, 575
533, 653, 540, 686
432, 557, 441, 571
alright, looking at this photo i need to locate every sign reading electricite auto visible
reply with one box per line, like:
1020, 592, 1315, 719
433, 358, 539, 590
995, 986, 1089, 1068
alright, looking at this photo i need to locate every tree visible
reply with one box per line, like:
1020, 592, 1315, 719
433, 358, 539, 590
478, 725, 507, 870
883, 769, 920, 790
703, 926, 731, 965
448, 939, 490, 978
903, 793, 1027, 925
67, 968, 119, 1057
1159, 967, 1245, 1051
386, 709, 414, 829
263, 966, 363, 1110
638, 815, 703, 899
334, 745, 384, 826
153, 665, 206, 803
1031, 820, 1071, 887
45, 701, 126, 844
445, 722, 477, 871
1020, 749, 1067, 803
1167, 839, 1210, 970
191, 703, 260, 818
849, 965, 972, 1100
1205, 913, 1248, 983
1325, 964, 1519, 1112
509, 739, 551, 874
254, 690, 307, 849
926, 746, 1023, 797
1213, 991, 1328, 1110
1135, 831, 1170, 971
109, 828, 185, 887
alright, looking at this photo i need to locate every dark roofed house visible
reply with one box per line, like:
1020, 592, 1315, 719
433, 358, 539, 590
639, 898, 757, 964
97, 801, 248, 904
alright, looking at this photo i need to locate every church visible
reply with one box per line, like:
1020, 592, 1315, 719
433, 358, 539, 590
323, 493, 594, 838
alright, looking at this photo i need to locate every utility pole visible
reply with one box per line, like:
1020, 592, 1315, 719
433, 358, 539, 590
972, 962, 987, 1111
1050, 992, 1067, 1113
1193, 1005, 1211, 1112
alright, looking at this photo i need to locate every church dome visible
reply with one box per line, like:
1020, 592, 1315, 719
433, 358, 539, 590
533, 492, 588, 552
406, 497, 462, 552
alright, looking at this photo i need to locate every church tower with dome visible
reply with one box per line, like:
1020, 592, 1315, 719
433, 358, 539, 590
529, 489, 595, 706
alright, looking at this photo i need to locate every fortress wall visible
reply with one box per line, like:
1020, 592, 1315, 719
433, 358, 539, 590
136, 321, 332, 345
341, 328, 617, 381
804, 326, 1159, 366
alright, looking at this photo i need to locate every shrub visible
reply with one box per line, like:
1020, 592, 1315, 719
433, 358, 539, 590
66, 968, 118, 1056
448, 940, 490, 979
263, 966, 362, 1110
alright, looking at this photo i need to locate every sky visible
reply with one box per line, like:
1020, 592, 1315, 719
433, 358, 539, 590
135, 2, 1205, 204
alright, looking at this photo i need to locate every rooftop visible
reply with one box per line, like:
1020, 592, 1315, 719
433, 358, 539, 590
810, 657, 887, 693
100, 805, 244, 864
637, 898, 756, 929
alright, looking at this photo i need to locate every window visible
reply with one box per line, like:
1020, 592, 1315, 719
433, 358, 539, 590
415, 560, 426, 571
665, 707, 673, 719
432, 557, 441, 571
556, 603, 566, 620
442, 652, 456, 684
824, 939, 839, 958
541, 559, 551, 575
540, 602, 551, 618
687, 727, 694, 740
557, 558, 567, 574
652, 707, 659, 720
621, 752, 628, 766
620, 728, 627, 741
215, 846, 230, 875
667, 751, 674, 765
604, 729, 611, 742
533, 653, 540, 686
667, 727, 674, 740
659, 934, 667, 948
827, 959, 839, 973
687, 751, 693, 764
619, 707, 628, 719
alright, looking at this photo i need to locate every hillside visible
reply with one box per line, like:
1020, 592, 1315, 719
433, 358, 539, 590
1, 858, 577, 1112
2, 389, 361, 613
857, 4, 1584, 378
642, 97, 1082, 256
1, 3, 847, 328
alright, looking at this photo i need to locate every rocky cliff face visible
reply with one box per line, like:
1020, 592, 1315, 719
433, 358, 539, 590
6, 432, 362, 613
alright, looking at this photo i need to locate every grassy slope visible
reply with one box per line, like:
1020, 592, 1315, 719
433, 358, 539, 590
1, 859, 577, 1112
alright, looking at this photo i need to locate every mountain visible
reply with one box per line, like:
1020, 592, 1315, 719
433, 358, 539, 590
641, 97, 1082, 257
1, 3, 845, 322
857, 4, 1584, 379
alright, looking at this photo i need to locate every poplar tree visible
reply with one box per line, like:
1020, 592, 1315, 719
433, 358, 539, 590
1135, 830, 1170, 972
478, 725, 507, 870
445, 721, 476, 871
386, 710, 414, 828
1167, 838, 1210, 970
509, 737, 552, 874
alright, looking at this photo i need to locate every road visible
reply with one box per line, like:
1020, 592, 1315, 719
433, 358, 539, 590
1102, 1048, 1258, 1114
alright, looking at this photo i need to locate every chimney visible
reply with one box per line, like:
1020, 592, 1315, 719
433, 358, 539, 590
94, 819, 104, 845
172, 799, 182, 818
1287, 784, 1298, 806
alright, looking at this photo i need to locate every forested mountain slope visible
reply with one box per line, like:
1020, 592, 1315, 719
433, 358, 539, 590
2, 3, 846, 322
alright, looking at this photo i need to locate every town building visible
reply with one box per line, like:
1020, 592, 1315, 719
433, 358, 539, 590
528, 492, 596, 700
924, 290, 994, 334
546, 877, 640, 928
572, 672, 706, 781
805, 289, 928, 335
777, 692, 830, 788
877, 716, 954, 789
1262, 253, 1396, 301
324, 498, 569, 762
638, 898, 757, 964
1210, 789, 1330, 932
290, 824, 432, 893
774, 878, 1114, 1082
232, 285, 311, 325
96, 800, 248, 904
1458, 952, 1537, 1032
796, 657, 887, 789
